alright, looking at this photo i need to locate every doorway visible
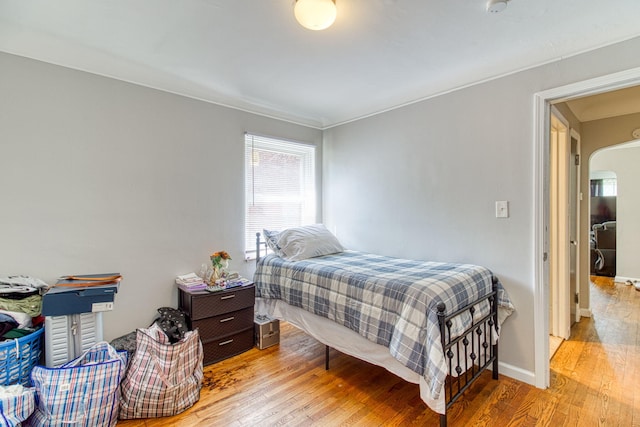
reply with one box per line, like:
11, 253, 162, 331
533, 66, 640, 389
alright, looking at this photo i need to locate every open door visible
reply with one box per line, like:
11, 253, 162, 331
569, 130, 581, 324
549, 109, 571, 339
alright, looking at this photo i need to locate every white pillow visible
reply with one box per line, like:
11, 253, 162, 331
263, 224, 344, 261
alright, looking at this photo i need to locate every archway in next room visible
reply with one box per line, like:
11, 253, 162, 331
588, 138, 640, 292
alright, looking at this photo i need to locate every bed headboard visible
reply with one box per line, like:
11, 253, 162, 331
255, 232, 268, 265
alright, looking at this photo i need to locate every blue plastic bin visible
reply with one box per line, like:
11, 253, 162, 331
0, 327, 44, 386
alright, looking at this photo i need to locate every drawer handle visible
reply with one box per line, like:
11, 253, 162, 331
219, 339, 234, 346
220, 316, 235, 323
220, 295, 235, 300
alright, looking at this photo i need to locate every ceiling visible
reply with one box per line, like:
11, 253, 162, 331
565, 85, 640, 123
1, 0, 640, 129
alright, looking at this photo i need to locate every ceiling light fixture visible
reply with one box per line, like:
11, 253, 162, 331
294, 0, 337, 31
486, 0, 508, 13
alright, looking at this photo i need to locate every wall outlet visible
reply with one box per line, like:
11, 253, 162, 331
495, 201, 509, 218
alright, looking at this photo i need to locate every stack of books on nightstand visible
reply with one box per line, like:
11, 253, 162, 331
175, 273, 207, 292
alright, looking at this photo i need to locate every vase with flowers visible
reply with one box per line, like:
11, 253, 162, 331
209, 251, 231, 284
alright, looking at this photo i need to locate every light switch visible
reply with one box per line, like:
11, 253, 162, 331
495, 201, 509, 218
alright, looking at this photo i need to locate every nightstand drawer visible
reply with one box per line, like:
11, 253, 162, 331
181, 285, 255, 320
192, 306, 254, 341
202, 328, 254, 365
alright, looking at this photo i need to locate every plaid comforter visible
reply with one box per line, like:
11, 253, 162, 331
254, 250, 514, 400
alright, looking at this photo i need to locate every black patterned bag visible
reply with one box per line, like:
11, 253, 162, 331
155, 307, 189, 343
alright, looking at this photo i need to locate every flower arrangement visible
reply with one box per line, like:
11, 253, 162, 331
207, 251, 232, 284
210, 251, 232, 271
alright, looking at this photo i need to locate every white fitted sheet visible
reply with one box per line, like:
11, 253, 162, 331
255, 297, 445, 414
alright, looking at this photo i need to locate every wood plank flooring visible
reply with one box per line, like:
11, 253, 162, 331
118, 277, 640, 426
549, 335, 563, 360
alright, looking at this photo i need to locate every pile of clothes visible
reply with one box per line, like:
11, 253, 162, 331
0, 275, 48, 340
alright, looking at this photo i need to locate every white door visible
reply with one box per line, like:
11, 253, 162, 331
550, 109, 571, 339
569, 130, 581, 324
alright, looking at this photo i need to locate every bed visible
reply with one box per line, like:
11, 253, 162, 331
253, 225, 514, 426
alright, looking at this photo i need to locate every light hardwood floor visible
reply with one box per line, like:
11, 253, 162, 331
119, 277, 639, 426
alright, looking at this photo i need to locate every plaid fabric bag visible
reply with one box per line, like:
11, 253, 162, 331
27, 342, 127, 427
119, 323, 203, 419
0, 385, 35, 426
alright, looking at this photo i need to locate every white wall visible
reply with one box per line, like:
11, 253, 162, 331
589, 138, 640, 281
0, 52, 322, 340
323, 36, 640, 381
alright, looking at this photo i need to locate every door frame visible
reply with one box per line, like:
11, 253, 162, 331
533, 66, 640, 389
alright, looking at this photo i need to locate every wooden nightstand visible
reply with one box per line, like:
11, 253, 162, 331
179, 284, 255, 365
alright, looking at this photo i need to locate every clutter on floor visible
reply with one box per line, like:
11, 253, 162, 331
0, 275, 46, 387
0, 266, 257, 423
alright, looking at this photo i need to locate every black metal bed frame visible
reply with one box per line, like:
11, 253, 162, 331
255, 233, 500, 427
436, 280, 499, 427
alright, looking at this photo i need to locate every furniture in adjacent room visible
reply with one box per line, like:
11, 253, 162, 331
179, 284, 255, 365
590, 221, 616, 277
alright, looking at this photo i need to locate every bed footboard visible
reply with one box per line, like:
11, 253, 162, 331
437, 278, 499, 427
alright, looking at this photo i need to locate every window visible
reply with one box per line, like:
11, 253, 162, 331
244, 133, 316, 258
590, 178, 617, 197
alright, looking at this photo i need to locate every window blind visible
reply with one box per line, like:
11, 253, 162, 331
244, 133, 316, 258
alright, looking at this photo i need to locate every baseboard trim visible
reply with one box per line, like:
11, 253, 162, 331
497, 361, 536, 387
580, 308, 592, 318
615, 275, 640, 285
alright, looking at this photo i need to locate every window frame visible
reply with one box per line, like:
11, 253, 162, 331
244, 132, 317, 260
